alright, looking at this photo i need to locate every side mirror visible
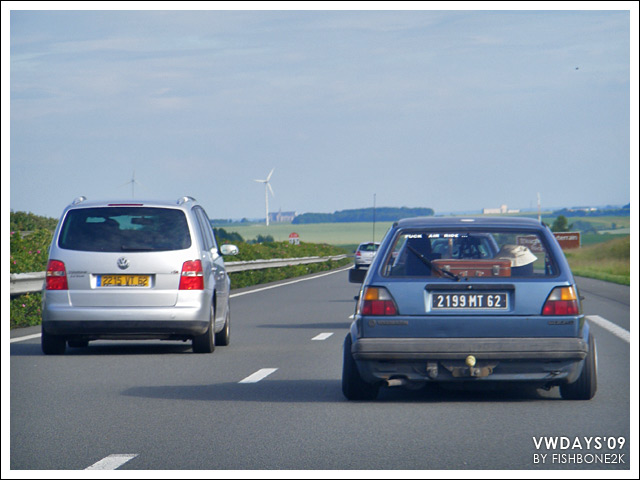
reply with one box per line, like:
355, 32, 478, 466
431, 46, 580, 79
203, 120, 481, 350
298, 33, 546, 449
348, 268, 367, 284
220, 244, 239, 256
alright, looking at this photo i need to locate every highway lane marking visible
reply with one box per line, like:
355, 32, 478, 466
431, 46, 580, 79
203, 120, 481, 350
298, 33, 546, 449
586, 314, 630, 343
85, 454, 138, 470
312, 332, 334, 341
230, 265, 352, 299
239, 368, 278, 383
10, 333, 41, 343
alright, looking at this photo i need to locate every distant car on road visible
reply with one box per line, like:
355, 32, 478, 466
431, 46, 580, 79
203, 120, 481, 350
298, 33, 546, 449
41, 196, 239, 355
344, 216, 597, 400
354, 242, 380, 269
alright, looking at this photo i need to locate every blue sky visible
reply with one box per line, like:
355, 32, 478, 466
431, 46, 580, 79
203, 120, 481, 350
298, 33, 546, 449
5, 4, 637, 221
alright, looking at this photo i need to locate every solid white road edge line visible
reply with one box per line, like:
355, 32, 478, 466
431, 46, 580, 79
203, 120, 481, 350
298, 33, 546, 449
85, 454, 138, 470
312, 332, 334, 341
239, 368, 278, 384
585, 314, 630, 343
230, 265, 352, 298
10, 333, 41, 343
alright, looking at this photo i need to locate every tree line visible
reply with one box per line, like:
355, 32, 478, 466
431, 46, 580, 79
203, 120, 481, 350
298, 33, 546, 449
292, 207, 434, 224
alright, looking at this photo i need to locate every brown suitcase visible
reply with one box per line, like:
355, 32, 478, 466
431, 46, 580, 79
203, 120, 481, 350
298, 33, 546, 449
431, 259, 512, 277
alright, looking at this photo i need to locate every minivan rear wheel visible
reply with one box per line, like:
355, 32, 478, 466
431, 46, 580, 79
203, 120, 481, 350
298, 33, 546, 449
192, 304, 215, 353
42, 329, 66, 355
215, 308, 231, 346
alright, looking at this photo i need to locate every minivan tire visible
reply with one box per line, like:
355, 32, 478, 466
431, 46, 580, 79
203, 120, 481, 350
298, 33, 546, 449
42, 329, 66, 355
192, 305, 215, 353
215, 308, 231, 346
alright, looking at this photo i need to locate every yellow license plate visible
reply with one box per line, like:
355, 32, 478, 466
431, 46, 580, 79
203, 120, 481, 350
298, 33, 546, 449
98, 275, 150, 287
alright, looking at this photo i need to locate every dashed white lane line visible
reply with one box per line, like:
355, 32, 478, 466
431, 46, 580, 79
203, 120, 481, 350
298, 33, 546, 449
239, 368, 278, 384
85, 454, 138, 470
586, 315, 630, 343
312, 332, 334, 341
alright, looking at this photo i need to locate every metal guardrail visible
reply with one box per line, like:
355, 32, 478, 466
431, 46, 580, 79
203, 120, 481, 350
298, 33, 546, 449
10, 255, 348, 296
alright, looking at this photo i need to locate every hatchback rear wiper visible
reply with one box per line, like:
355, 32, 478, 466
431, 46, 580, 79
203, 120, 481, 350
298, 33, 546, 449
406, 245, 460, 281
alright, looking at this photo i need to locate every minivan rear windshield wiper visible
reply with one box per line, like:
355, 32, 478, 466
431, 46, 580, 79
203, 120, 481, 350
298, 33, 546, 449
120, 245, 155, 251
406, 244, 460, 281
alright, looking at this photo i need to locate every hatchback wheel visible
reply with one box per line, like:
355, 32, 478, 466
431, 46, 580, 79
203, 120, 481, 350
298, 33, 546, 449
192, 304, 215, 353
560, 333, 597, 400
342, 334, 380, 400
42, 330, 66, 355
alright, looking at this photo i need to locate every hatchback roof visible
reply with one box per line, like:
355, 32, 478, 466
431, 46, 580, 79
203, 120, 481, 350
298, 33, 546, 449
395, 216, 544, 229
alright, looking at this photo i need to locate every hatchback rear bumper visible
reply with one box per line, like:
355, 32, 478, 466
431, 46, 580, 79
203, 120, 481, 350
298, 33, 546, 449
352, 337, 588, 361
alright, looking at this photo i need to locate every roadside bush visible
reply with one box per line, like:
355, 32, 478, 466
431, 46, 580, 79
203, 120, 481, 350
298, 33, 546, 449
10, 229, 52, 274
10, 293, 43, 329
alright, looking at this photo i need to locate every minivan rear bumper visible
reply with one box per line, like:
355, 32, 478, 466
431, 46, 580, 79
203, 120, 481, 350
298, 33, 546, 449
43, 319, 209, 339
42, 300, 211, 340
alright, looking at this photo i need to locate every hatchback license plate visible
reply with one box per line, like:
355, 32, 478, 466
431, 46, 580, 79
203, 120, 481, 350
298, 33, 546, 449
432, 292, 507, 310
97, 275, 150, 287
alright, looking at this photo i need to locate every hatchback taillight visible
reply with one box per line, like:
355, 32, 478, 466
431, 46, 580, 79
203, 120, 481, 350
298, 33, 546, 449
179, 260, 204, 290
542, 286, 580, 315
46, 260, 68, 290
359, 287, 398, 316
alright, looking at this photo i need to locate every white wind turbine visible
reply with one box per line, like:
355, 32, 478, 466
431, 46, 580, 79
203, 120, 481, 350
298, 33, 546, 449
254, 168, 275, 226
120, 171, 143, 198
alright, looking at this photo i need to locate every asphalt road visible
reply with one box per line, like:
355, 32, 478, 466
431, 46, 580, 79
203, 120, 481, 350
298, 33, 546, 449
8, 269, 633, 471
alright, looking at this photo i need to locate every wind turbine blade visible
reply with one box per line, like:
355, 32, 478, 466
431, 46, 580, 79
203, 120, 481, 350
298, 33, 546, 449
266, 168, 274, 181
268, 183, 274, 196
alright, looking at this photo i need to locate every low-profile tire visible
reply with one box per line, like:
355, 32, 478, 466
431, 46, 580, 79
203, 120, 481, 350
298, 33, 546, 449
215, 308, 231, 346
560, 333, 597, 400
192, 304, 215, 354
342, 334, 380, 401
42, 329, 66, 355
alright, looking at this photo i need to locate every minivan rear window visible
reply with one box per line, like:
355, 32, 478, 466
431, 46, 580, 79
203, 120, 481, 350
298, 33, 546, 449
58, 207, 191, 252
382, 229, 559, 278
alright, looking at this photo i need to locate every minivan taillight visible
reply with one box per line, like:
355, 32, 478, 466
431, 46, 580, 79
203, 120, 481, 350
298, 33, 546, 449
359, 287, 398, 316
46, 260, 68, 290
179, 260, 204, 290
542, 286, 579, 315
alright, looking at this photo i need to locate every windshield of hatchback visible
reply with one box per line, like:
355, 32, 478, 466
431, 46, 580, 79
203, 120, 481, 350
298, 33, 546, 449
58, 207, 191, 252
382, 229, 559, 278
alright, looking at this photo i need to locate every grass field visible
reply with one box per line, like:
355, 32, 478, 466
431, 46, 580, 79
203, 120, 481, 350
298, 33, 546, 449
223, 216, 631, 249
224, 221, 395, 250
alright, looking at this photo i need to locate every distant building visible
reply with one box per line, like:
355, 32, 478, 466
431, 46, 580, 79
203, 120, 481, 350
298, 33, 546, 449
482, 204, 520, 215
269, 210, 297, 223
568, 206, 598, 213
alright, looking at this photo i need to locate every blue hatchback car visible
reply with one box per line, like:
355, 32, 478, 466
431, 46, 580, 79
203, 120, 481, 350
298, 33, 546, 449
344, 217, 597, 400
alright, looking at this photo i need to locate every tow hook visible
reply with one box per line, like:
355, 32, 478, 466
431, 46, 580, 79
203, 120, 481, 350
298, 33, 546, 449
440, 356, 498, 378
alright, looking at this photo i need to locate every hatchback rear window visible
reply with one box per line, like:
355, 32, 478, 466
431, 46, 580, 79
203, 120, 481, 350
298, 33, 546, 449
358, 243, 379, 252
382, 229, 559, 278
58, 207, 191, 252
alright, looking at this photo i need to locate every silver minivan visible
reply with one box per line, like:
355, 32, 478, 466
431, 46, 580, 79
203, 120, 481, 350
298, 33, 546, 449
41, 196, 238, 354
